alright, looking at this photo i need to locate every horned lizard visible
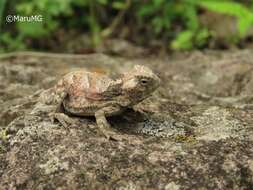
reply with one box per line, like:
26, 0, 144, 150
38, 65, 160, 140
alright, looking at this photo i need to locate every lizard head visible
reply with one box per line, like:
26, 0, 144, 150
121, 65, 160, 103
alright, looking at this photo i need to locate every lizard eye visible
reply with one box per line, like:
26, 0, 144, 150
140, 79, 148, 85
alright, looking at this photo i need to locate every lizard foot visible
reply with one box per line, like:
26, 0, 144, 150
99, 125, 126, 141
49, 112, 75, 128
104, 131, 124, 141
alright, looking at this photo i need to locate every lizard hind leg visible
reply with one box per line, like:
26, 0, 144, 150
46, 89, 76, 128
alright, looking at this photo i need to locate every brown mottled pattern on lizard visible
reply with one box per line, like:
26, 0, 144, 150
37, 65, 160, 140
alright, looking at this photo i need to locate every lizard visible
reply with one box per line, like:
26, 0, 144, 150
37, 65, 160, 140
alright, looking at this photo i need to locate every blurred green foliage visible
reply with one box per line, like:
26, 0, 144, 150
1, 0, 253, 52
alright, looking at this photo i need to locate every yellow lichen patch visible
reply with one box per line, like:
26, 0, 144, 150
0, 129, 7, 142
174, 134, 196, 143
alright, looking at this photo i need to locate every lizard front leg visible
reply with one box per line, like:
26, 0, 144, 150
95, 106, 124, 141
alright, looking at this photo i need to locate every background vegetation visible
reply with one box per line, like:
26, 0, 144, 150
1, 0, 253, 53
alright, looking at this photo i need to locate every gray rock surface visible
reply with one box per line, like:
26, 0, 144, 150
0, 50, 253, 189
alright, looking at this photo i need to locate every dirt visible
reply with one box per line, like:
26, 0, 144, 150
0, 50, 253, 190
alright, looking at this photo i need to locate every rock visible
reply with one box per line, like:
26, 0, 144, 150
0, 50, 253, 189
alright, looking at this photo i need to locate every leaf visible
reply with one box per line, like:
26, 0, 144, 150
196, 0, 252, 18
138, 4, 156, 17
16, 2, 34, 15
112, 1, 127, 10
184, 5, 198, 30
171, 30, 194, 50
17, 22, 47, 37
17, 15, 58, 38
195, 28, 209, 47
0, 33, 26, 51
196, 0, 253, 37
153, 0, 164, 7
238, 17, 253, 37
97, 0, 108, 5
46, 0, 73, 16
